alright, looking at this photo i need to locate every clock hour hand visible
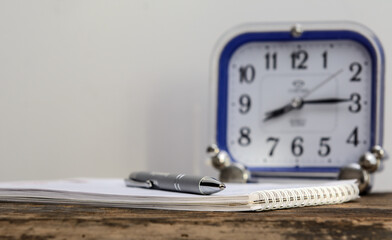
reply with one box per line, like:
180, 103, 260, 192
263, 104, 293, 122
264, 97, 302, 121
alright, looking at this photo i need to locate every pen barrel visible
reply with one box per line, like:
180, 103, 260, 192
130, 172, 207, 194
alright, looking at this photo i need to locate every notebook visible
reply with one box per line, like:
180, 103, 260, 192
0, 178, 359, 212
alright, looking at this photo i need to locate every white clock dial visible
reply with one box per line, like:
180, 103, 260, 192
226, 40, 372, 168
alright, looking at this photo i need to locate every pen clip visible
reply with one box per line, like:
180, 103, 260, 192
124, 178, 153, 189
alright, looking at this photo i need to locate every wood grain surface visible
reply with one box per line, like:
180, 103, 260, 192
0, 193, 391, 240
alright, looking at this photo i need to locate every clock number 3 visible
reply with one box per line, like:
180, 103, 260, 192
349, 93, 361, 113
238, 127, 251, 146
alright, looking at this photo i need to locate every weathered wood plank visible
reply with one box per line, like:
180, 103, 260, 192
0, 193, 391, 240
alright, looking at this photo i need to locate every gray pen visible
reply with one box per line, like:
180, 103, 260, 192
125, 171, 226, 195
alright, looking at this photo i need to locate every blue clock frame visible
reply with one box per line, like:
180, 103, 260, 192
216, 30, 384, 173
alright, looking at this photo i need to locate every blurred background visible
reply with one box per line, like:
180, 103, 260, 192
0, 0, 390, 191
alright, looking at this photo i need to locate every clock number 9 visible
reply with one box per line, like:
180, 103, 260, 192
239, 94, 251, 114
291, 137, 304, 157
349, 93, 361, 113
238, 127, 251, 146
239, 65, 255, 83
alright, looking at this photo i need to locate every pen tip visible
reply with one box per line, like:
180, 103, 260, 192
219, 184, 226, 190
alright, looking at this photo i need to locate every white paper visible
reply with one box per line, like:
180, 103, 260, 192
0, 178, 359, 211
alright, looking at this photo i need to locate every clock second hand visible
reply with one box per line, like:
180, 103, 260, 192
263, 69, 344, 122
301, 69, 344, 99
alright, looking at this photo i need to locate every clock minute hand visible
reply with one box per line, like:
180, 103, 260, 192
263, 69, 344, 122
264, 97, 351, 121
263, 97, 302, 122
302, 98, 351, 104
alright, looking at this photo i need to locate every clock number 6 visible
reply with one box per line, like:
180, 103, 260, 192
239, 65, 255, 83
318, 137, 331, 157
238, 127, 251, 146
291, 137, 304, 157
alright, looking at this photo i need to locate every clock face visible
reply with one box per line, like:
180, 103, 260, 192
222, 38, 374, 170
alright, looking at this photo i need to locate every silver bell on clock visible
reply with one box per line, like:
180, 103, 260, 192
207, 22, 387, 192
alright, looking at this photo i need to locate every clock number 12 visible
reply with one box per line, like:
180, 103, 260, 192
291, 50, 308, 69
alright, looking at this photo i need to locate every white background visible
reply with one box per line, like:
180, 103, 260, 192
0, 0, 390, 191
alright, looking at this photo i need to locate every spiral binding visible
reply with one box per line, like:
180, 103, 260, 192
253, 182, 359, 211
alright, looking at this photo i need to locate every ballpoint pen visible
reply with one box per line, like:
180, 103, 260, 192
124, 171, 226, 195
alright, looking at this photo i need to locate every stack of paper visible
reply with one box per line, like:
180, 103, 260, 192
0, 178, 359, 212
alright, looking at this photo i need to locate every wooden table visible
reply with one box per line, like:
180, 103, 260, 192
0, 193, 391, 240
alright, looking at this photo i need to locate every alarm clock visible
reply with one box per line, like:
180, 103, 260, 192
207, 22, 386, 183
